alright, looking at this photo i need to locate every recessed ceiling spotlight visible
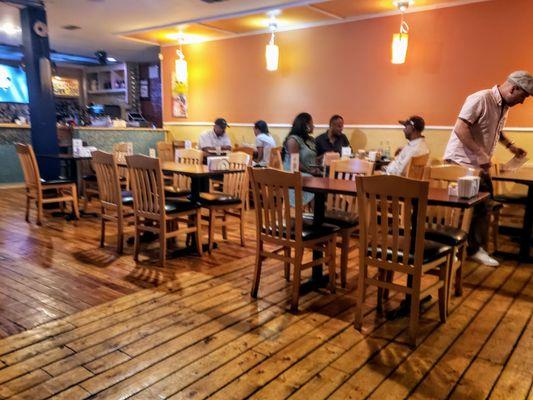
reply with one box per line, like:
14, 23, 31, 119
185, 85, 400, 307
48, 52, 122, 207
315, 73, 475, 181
106, 57, 117, 62
393, 0, 414, 12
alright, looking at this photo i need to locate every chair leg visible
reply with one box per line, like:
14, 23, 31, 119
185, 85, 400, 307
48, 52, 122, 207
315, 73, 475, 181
221, 213, 228, 240
408, 282, 421, 347
290, 247, 304, 312
439, 258, 449, 323
354, 261, 367, 330
159, 223, 167, 267
251, 242, 264, 298
384, 271, 394, 300
377, 268, 386, 314
208, 209, 216, 254
25, 193, 30, 222
328, 238, 337, 294
284, 247, 290, 281
100, 213, 106, 248
117, 215, 124, 254
133, 221, 141, 262
340, 231, 350, 288
239, 208, 245, 247
492, 209, 500, 253
195, 211, 203, 256
36, 198, 43, 226
455, 245, 466, 296
71, 186, 80, 220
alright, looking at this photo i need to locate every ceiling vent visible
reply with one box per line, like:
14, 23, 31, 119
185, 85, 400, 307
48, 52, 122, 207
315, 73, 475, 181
200, 0, 227, 3
62, 25, 81, 30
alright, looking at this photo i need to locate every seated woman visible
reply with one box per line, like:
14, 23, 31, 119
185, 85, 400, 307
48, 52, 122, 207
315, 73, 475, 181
282, 112, 320, 175
253, 120, 276, 166
282, 112, 318, 206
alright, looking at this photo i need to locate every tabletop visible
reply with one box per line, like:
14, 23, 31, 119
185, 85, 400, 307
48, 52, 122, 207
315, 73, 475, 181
301, 176, 490, 209
160, 162, 243, 176
493, 168, 533, 185
37, 153, 92, 160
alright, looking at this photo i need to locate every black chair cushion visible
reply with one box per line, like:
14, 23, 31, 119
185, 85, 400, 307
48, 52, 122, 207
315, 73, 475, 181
164, 186, 191, 198
165, 198, 199, 214
197, 192, 241, 206
263, 219, 339, 241
493, 194, 527, 205
121, 191, 134, 206
367, 239, 451, 264
40, 178, 75, 186
425, 226, 467, 247
82, 174, 97, 182
302, 212, 358, 230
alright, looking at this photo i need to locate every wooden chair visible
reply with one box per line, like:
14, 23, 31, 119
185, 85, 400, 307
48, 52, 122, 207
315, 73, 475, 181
249, 167, 339, 311
322, 152, 341, 177
327, 158, 374, 288
268, 146, 283, 170
81, 158, 99, 212
354, 175, 451, 346
113, 142, 133, 190
15, 143, 80, 225
126, 154, 203, 267
168, 148, 204, 196
92, 151, 135, 254
406, 153, 430, 179
157, 141, 174, 162
198, 152, 251, 252
233, 146, 255, 159
424, 164, 477, 310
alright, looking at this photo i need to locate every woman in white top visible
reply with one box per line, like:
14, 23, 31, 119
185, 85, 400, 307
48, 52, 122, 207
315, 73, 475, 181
253, 120, 276, 166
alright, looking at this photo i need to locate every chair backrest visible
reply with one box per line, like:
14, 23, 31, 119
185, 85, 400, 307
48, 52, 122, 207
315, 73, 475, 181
92, 150, 123, 207
175, 148, 203, 165
406, 153, 430, 180
249, 167, 303, 245
157, 141, 174, 162
322, 152, 341, 167
356, 175, 429, 268
233, 146, 255, 159
126, 154, 165, 219
425, 164, 479, 230
327, 158, 374, 216
113, 142, 133, 163
15, 143, 41, 190
268, 146, 283, 170
222, 152, 250, 199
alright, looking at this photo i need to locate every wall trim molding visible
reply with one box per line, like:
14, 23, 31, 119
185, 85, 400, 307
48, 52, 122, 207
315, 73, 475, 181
163, 121, 533, 132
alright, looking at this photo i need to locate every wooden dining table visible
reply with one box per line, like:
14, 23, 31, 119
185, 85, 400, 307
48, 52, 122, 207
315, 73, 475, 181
493, 168, 533, 262
301, 176, 491, 288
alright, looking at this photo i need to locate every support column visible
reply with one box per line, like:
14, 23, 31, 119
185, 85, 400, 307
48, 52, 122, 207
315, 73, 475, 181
20, 5, 59, 179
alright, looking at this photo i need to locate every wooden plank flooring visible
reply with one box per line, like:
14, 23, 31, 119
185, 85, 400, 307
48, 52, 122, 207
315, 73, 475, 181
0, 187, 531, 399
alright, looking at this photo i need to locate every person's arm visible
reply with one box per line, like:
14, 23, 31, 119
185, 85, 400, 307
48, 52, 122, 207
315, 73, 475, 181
385, 146, 410, 175
453, 118, 491, 170
199, 134, 214, 152
499, 132, 527, 158
221, 135, 232, 151
256, 147, 264, 162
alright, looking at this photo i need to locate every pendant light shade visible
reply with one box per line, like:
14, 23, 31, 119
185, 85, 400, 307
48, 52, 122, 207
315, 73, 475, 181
175, 50, 188, 83
391, 23, 409, 64
266, 36, 279, 71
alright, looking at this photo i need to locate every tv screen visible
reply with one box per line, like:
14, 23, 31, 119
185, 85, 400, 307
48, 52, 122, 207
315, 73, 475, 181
0, 64, 29, 104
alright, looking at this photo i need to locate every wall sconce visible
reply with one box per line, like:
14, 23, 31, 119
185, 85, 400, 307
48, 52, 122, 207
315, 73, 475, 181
391, 1, 413, 64
265, 14, 279, 71
175, 33, 188, 83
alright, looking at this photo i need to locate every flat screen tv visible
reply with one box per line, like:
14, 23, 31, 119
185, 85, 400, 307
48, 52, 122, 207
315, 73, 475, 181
0, 64, 29, 103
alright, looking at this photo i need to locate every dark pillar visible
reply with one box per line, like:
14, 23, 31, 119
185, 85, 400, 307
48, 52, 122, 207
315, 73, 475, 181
20, 5, 59, 179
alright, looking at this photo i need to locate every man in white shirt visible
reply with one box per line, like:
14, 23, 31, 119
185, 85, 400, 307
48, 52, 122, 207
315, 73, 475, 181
199, 118, 232, 153
443, 71, 531, 266
385, 116, 429, 176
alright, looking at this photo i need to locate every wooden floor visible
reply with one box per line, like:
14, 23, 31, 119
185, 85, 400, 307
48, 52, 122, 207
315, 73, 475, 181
0, 187, 531, 399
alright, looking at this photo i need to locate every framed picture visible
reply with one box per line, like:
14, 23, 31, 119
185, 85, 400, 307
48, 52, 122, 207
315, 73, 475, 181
171, 73, 188, 118
140, 79, 149, 100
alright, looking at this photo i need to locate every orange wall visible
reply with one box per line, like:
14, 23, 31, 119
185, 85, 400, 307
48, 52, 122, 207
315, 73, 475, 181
162, 0, 533, 126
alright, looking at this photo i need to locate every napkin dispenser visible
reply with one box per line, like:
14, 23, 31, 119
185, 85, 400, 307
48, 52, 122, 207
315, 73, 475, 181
457, 176, 480, 198
207, 156, 230, 171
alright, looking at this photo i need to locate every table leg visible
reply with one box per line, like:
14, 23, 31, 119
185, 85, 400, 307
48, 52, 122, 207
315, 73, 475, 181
519, 185, 533, 261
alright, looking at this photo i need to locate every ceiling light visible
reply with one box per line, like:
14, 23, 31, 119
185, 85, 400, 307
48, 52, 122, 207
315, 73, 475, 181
265, 13, 279, 72
175, 33, 188, 84
391, 1, 412, 64
393, 0, 414, 13
106, 57, 117, 62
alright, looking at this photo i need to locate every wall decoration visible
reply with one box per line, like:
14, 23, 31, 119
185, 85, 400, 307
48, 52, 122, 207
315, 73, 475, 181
140, 79, 149, 99
52, 76, 80, 97
172, 72, 188, 118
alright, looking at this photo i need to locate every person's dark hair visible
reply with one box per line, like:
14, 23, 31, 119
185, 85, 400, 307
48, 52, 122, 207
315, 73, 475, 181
254, 120, 269, 134
329, 114, 343, 125
282, 112, 313, 160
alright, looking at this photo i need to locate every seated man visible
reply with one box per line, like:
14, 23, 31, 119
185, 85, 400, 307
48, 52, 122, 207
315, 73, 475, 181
385, 116, 429, 176
315, 115, 351, 161
199, 118, 232, 153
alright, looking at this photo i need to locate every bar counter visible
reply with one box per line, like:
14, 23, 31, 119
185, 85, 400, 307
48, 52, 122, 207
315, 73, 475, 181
0, 124, 167, 184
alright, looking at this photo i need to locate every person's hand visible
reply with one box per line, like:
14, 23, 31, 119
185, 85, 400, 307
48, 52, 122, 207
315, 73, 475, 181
509, 145, 527, 158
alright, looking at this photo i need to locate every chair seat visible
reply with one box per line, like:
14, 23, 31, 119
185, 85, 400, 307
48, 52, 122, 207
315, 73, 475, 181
164, 186, 191, 198
367, 239, 451, 264
263, 219, 339, 241
165, 198, 199, 214
493, 194, 527, 205
198, 192, 241, 206
425, 226, 467, 247
82, 174, 97, 182
40, 178, 75, 186
303, 212, 358, 230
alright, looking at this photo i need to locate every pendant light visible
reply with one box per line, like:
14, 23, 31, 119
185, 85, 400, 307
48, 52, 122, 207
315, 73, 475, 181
175, 33, 188, 83
265, 14, 279, 71
391, 1, 413, 64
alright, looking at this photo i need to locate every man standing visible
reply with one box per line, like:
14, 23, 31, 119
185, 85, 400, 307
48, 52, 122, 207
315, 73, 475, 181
385, 115, 429, 176
315, 115, 351, 160
444, 71, 531, 266
199, 118, 232, 152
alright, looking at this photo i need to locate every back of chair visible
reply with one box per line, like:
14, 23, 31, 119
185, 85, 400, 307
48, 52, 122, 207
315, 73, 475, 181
356, 175, 429, 268
327, 158, 374, 216
15, 143, 41, 191
113, 142, 133, 163
126, 154, 165, 219
268, 147, 283, 170
92, 151, 122, 207
249, 167, 303, 244
406, 153, 430, 180
322, 152, 341, 167
157, 141, 174, 162
222, 152, 250, 199
175, 148, 203, 164
233, 146, 255, 160
425, 164, 478, 230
